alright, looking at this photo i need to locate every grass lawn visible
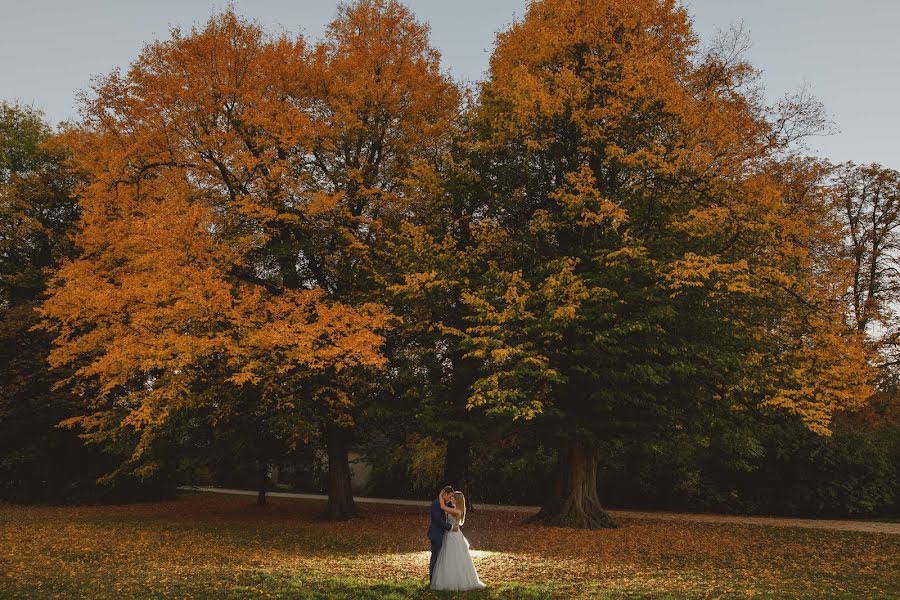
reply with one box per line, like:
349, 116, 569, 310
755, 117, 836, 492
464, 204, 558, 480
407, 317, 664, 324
1, 492, 898, 599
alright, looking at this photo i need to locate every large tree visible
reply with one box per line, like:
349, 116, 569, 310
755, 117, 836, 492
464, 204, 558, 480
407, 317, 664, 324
37, 10, 408, 514
460, 0, 874, 527
39, 2, 460, 518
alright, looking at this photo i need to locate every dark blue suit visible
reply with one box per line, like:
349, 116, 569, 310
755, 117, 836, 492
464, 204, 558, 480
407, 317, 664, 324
427, 498, 453, 582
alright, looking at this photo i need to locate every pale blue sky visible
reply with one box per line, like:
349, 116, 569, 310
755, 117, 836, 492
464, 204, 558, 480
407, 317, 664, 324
2, 1, 898, 168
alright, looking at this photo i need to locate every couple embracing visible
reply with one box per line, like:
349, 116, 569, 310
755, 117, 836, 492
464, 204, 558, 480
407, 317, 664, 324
427, 485, 486, 591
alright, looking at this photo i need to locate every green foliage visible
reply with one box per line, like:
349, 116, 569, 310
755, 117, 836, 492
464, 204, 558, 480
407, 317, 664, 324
0, 102, 93, 502
468, 435, 556, 505
362, 426, 555, 505
0, 102, 50, 182
598, 406, 899, 518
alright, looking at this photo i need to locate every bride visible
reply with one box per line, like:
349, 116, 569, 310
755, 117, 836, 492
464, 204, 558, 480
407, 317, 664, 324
430, 491, 487, 591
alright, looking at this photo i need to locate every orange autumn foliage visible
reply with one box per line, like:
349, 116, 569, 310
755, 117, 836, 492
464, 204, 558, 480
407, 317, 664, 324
464, 0, 874, 437
37, 4, 458, 468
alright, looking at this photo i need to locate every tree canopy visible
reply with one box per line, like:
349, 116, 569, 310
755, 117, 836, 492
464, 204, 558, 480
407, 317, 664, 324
5, 0, 887, 525
453, 0, 873, 526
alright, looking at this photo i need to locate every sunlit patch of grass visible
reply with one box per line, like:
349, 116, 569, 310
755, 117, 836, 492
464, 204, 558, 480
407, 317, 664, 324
0, 493, 897, 599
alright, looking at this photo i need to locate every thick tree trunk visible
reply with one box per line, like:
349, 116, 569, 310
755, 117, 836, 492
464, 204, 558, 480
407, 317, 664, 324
324, 423, 357, 520
444, 436, 475, 511
257, 464, 268, 506
531, 438, 616, 528
444, 346, 477, 508
443, 436, 469, 491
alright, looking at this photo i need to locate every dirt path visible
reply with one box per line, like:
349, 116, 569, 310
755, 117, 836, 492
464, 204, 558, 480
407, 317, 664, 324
178, 486, 900, 535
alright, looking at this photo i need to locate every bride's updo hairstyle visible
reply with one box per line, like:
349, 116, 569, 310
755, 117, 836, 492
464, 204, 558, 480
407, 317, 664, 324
453, 492, 466, 525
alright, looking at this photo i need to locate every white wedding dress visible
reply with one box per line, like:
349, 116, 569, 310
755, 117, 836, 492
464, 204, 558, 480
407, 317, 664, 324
430, 514, 487, 591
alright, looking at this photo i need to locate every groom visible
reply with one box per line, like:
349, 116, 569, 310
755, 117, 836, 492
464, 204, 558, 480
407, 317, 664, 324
427, 485, 456, 583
